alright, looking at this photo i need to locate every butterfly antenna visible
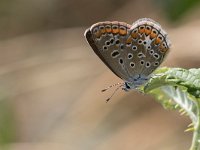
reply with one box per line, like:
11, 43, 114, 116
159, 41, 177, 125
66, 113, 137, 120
101, 82, 124, 92
106, 84, 124, 103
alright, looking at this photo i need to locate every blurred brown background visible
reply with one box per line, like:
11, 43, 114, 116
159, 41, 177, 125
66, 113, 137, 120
0, 0, 200, 149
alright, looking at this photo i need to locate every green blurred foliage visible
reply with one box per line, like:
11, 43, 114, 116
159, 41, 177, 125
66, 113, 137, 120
156, 0, 200, 21
0, 96, 16, 145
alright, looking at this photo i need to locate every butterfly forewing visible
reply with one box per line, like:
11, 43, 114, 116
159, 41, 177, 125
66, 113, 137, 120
85, 21, 132, 81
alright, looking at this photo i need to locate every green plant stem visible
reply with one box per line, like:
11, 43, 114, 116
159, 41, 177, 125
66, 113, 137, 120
190, 100, 200, 150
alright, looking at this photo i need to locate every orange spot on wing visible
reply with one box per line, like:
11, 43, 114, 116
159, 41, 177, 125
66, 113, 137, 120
160, 47, 168, 53
119, 27, 127, 35
95, 31, 102, 38
145, 28, 151, 35
131, 31, 138, 39
159, 42, 168, 53
100, 27, 106, 34
150, 32, 157, 39
105, 25, 112, 33
155, 37, 162, 45
126, 36, 132, 44
112, 27, 119, 34
138, 27, 145, 34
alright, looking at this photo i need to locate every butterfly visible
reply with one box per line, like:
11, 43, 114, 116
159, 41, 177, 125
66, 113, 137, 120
84, 18, 171, 101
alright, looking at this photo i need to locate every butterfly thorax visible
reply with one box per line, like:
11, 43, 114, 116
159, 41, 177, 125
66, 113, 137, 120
124, 74, 149, 91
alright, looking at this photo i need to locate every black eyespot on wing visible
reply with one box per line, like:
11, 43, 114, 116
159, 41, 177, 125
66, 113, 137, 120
146, 26, 150, 30
132, 45, 137, 51
130, 62, 135, 68
153, 29, 158, 34
146, 62, 151, 68
158, 35, 163, 40
120, 44, 124, 49
137, 53, 145, 58
153, 53, 160, 59
115, 39, 120, 44
105, 41, 110, 46
149, 49, 154, 54
147, 46, 151, 50
111, 50, 120, 58
103, 46, 108, 50
119, 58, 123, 64
112, 25, 118, 29
128, 53, 133, 59
138, 39, 143, 44
140, 60, 145, 65
154, 61, 159, 66
140, 26, 144, 30
110, 38, 114, 44
99, 26, 104, 30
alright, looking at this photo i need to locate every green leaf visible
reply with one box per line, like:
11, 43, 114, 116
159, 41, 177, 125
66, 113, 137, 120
142, 67, 200, 150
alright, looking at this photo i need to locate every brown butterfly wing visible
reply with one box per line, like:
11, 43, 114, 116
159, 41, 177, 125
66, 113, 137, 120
84, 21, 132, 81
